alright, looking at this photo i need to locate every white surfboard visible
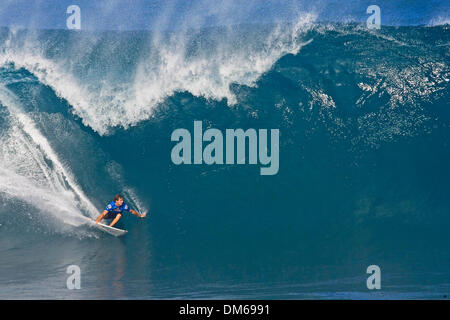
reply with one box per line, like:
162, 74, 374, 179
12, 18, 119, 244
87, 218, 128, 237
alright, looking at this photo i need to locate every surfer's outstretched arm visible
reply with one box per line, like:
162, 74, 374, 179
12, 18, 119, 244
130, 209, 146, 218
95, 210, 108, 223
109, 214, 122, 227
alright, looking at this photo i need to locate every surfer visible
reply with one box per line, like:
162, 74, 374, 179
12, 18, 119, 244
95, 194, 146, 227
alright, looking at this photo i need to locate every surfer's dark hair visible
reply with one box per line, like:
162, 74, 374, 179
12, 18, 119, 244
114, 194, 124, 201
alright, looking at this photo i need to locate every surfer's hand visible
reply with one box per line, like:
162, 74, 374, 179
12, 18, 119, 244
140, 213, 147, 218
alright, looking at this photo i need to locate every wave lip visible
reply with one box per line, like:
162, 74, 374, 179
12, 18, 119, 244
0, 13, 316, 134
428, 16, 450, 26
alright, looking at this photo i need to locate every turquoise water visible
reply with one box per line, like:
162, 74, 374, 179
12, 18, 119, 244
0, 19, 449, 298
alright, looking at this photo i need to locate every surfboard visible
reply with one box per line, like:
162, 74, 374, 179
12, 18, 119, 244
87, 219, 128, 237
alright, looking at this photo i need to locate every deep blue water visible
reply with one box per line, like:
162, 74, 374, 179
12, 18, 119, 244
0, 5, 449, 299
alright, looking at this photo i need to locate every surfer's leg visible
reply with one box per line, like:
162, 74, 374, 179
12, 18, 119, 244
109, 213, 122, 227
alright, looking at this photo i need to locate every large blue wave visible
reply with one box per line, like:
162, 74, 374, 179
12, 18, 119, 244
0, 21, 449, 298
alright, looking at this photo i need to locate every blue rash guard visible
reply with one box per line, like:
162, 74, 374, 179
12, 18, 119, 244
104, 201, 130, 220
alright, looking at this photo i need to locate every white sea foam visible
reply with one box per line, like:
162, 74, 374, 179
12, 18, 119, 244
428, 16, 450, 27
0, 13, 316, 135
0, 86, 98, 230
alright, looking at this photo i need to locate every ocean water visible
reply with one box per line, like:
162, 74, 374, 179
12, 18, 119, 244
0, 2, 449, 299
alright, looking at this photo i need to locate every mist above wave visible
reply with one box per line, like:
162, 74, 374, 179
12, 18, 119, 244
0, 12, 316, 134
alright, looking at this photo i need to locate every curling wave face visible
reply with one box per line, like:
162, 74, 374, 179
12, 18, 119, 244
0, 19, 449, 298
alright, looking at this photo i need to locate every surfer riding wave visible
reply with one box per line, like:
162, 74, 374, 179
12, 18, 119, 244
95, 194, 146, 227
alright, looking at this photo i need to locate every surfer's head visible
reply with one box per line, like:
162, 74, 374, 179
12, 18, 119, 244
114, 194, 124, 206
